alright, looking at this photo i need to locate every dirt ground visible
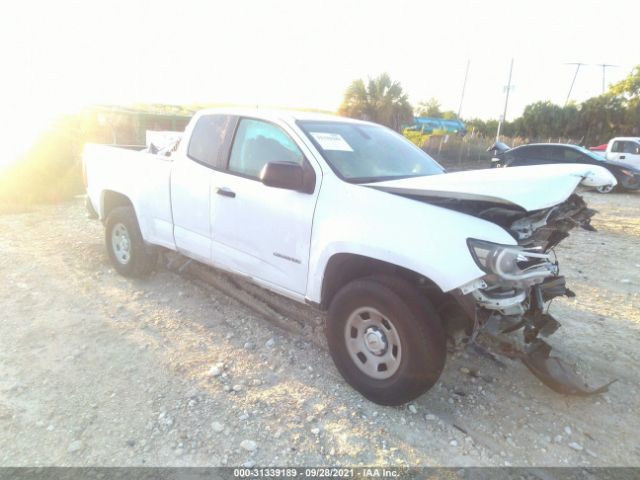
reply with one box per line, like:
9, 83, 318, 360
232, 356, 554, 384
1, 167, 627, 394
0, 189, 639, 467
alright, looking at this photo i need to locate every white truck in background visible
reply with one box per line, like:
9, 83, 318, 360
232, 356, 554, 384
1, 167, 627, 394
83, 108, 616, 405
593, 137, 640, 169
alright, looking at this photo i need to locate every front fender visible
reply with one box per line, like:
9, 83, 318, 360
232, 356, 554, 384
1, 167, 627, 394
305, 180, 516, 303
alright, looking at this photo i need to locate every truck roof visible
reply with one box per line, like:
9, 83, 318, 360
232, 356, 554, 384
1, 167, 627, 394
609, 137, 640, 142
193, 107, 372, 125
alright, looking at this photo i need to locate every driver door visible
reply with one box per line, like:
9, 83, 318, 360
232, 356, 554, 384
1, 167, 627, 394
615, 141, 640, 169
210, 117, 320, 296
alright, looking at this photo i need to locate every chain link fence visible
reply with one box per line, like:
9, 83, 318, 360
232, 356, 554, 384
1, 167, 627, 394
421, 134, 580, 171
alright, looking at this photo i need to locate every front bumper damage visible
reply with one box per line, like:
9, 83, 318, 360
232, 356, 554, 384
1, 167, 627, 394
456, 194, 615, 396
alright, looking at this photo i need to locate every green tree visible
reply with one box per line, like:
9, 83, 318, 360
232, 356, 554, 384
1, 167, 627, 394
415, 98, 441, 117
609, 66, 640, 100
339, 73, 413, 131
463, 118, 498, 137
457, 65, 640, 144
608, 65, 640, 137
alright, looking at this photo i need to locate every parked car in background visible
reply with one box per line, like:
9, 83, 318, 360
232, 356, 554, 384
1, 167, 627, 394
489, 142, 640, 193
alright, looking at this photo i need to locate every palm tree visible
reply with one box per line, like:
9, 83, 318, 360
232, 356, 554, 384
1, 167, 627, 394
338, 73, 413, 131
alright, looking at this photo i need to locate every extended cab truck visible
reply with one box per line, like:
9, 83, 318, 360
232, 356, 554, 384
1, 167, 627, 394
84, 109, 617, 405
601, 137, 640, 169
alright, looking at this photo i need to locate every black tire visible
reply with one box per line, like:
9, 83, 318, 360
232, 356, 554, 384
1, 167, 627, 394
595, 184, 616, 194
619, 175, 640, 191
326, 275, 446, 406
105, 206, 157, 277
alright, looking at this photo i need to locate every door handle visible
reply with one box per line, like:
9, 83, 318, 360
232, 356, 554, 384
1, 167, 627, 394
216, 187, 236, 198
620, 155, 626, 159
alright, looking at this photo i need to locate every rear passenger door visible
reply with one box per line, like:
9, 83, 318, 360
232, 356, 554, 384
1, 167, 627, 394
527, 146, 566, 165
171, 114, 236, 262
557, 147, 590, 165
210, 117, 320, 297
509, 146, 549, 166
542, 146, 597, 167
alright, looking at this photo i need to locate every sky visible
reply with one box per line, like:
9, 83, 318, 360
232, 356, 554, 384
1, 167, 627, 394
1, 0, 638, 165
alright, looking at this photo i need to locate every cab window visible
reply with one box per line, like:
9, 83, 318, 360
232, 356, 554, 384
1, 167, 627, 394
187, 114, 235, 167
623, 142, 640, 154
228, 118, 304, 179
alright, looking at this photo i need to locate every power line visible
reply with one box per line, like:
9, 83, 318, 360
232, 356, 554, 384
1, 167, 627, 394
457, 59, 470, 119
564, 62, 585, 106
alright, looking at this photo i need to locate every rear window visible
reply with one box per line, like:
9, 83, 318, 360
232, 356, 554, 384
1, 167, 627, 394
187, 115, 234, 167
560, 148, 586, 161
514, 146, 548, 159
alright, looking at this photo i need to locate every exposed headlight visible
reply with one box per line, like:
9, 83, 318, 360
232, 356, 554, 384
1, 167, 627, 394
467, 238, 555, 281
467, 239, 522, 274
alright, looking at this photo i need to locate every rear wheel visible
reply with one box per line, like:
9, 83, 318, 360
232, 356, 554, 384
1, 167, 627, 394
105, 206, 157, 277
326, 275, 446, 405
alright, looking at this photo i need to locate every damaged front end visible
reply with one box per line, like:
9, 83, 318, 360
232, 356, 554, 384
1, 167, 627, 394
456, 194, 614, 395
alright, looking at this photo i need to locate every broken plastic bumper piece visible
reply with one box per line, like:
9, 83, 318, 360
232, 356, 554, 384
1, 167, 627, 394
522, 340, 616, 396
473, 279, 615, 396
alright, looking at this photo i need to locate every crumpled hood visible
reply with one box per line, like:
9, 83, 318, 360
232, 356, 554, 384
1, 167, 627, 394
365, 164, 617, 211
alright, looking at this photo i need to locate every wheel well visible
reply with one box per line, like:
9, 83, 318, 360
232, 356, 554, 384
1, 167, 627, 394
102, 191, 133, 221
320, 253, 449, 311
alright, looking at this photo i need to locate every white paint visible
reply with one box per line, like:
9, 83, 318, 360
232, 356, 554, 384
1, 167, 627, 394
604, 137, 640, 169
84, 108, 604, 306
366, 163, 616, 211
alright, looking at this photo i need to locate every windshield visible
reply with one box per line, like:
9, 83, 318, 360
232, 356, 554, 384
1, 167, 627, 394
297, 120, 444, 182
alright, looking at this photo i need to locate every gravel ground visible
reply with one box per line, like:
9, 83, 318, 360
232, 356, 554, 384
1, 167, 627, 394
0, 190, 639, 467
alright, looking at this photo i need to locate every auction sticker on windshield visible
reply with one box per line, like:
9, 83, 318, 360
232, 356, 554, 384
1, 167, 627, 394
310, 132, 353, 151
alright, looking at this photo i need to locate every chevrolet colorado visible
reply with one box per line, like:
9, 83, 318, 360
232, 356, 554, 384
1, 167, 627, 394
83, 109, 616, 405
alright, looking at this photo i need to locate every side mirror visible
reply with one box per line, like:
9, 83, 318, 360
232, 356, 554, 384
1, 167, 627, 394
260, 162, 314, 194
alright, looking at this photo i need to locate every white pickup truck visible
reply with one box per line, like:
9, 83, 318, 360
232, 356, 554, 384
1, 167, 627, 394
83, 108, 617, 405
597, 137, 640, 169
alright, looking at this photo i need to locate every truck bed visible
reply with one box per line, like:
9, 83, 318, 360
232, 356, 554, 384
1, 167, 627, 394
83, 144, 176, 250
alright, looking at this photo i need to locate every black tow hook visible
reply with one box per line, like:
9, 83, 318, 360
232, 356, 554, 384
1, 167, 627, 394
539, 276, 575, 301
523, 284, 560, 343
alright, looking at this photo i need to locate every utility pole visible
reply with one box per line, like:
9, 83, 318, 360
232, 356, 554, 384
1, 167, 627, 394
565, 62, 585, 106
457, 59, 470, 119
597, 63, 618, 94
496, 58, 514, 141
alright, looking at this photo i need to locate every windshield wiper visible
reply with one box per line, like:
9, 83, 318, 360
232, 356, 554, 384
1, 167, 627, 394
348, 173, 435, 184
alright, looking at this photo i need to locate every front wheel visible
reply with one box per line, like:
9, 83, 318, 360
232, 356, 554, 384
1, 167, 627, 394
326, 275, 446, 406
596, 184, 615, 194
105, 206, 157, 277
